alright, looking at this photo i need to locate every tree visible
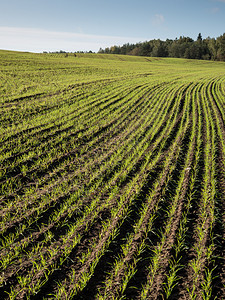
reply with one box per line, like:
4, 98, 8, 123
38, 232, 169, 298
197, 33, 202, 42
205, 37, 217, 60
216, 33, 225, 61
151, 40, 168, 57
129, 47, 142, 56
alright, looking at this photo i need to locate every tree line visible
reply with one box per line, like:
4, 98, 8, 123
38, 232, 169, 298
98, 33, 225, 61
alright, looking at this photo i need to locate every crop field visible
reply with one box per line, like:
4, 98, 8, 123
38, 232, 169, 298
0, 50, 225, 299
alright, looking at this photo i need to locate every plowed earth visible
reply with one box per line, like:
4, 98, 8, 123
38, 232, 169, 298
0, 51, 225, 299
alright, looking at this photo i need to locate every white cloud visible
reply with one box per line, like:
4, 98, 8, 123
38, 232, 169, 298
152, 14, 165, 26
211, 7, 220, 13
0, 27, 143, 52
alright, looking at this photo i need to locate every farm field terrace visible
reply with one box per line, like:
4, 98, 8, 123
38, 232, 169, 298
0, 50, 225, 299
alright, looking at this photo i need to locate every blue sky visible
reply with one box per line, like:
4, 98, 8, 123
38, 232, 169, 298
0, 0, 225, 52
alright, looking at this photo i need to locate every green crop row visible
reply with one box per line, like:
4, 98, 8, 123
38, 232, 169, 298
0, 50, 225, 299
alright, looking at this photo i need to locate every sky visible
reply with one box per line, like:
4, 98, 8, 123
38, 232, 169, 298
0, 0, 225, 53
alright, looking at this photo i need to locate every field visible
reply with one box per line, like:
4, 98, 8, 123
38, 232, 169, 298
0, 50, 225, 299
